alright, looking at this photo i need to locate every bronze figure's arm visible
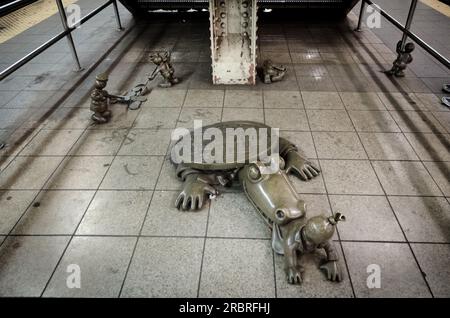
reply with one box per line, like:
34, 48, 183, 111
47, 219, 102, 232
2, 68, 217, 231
319, 241, 343, 282
279, 137, 320, 181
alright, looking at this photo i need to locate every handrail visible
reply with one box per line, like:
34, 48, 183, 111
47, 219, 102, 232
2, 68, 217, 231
0, 0, 123, 82
355, 0, 450, 69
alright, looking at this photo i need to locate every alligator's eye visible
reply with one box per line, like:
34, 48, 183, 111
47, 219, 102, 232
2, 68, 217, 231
248, 164, 261, 180
276, 209, 286, 221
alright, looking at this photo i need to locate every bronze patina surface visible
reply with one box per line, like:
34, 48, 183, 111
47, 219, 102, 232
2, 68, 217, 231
386, 41, 415, 77
171, 121, 345, 284
90, 73, 112, 124
261, 59, 287, 84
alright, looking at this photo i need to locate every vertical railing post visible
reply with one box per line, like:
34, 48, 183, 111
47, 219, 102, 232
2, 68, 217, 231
111, 0, 123, 30
355, 0, 366, 32
399, 0, 418, 50
56, 0, 83, 71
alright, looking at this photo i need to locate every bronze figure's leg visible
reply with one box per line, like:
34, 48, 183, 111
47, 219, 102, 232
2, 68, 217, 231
279, 137, 320, 181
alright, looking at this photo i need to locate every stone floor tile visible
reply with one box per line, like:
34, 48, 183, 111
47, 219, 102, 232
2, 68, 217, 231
389, 111, 446, 134
133, 107, 181, 129
155, 157, 182, 191
313, 132, 367, 159
118, 129, 171, 156
359, 133, 419, 160
329, 195, 404, 241
411, 243, 450, 298
320, 160, 384, 195
143, 89, 187, 108
302, 92, 345, 110
121, 237, 203, 297
265, 108, 309, 131
389, 196, 450, 243
221, 108, 264, 122
343, 242, 431, 298
77, 191, 152, 235
0, 190, 38, 234
404, 133, 450, 161
224, 90, 263, 108
184, 89, 224, 108
177, 108, 222, 128
263, 90, 303, 109
100, 156, 163, 190
70, 129, 127, 156
340, 92, 386, 110
19, 129, 83, 156
208, 192, 270, 239
433, 112, 450, 134
377, 92, 427, 111
0, 156, 63, 190
298, 76, 336, 91
142, 190, 208, 237
13, 190, 94, 235
414, 93, 448, 112
307, 110, 354, 132
372, 161, 441, 196
280, 131, 317, 159
423, 161, 450, 197
44, 156, 113, 190
0, 236, 70, 297
348, 111, 400, 132
199, 239, 275, 298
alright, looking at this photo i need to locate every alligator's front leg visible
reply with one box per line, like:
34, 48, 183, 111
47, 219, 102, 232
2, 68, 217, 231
283, 238, 304, 285
280, 137, 320, 181
319, 241, 343, 282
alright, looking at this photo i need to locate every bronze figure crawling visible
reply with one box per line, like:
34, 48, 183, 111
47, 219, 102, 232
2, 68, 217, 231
262, 59, 287, 84
171, 121, 345, 284
149, 51, 180, 88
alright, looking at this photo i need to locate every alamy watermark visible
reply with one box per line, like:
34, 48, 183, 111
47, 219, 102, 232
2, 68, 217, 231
366, 264, 381, 289
66, 4, 81, 29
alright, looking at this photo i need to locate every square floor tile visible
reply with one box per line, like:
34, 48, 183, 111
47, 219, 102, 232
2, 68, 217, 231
404, 133, 450, 161
307, 110, 354, 132
19, 129, 82, 156
294, 64, 328, 77
321, 160, 383, 195
433, 112, 450, 134
118, 129, 171, 156
184, 89, 224, 108
280, 131, 316, 159
359, 133, 419, 160
77, 191, 152, 235
274, 244, 353, 298
0, 91, 19, 107
423, 162, 450, 196
377, 92, 427, 111
264, 91, 303, 109
224, 90, 263, 108
0, 156, 63, 190
177, 108, 222, 128
208, 192, 271, 239
222, 108, 264, 122
71, 129, 127, 156
340, 92, 385, 111
343, 242, 431, 298
199, 239, 275, 297
414, 93, 448, 112
333, 76, 376, 92
389, 196, 450, 243
43, 237, 136, 297
298, 76, 336, 91
88, 105, 140, 130
0, 190, 38, 234
411, 244, 450, 298
44, 107, 92, 130
141, 190, 208, 237
44, 156, 113, 190
265, 109, 309, 131
301, 92, 344, 110
121, 237, 203, 297
13, 190, 94, 235
100, 156, 163, 190
349, 111, 400, 132
155, 158, 182, 191
329, 195, 404, 241
313, 132, 367, 159
372, 161, 441, 196
133, 107, 181, 129
0, 236, 69, 297
389, 111, 446, 134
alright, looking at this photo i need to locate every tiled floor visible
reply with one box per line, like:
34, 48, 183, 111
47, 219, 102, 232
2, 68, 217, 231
0, 1, 449, 298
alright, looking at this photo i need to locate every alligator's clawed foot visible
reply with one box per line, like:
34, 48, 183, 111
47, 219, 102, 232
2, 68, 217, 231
284, 151, 320, 181
175, 180, 217, 211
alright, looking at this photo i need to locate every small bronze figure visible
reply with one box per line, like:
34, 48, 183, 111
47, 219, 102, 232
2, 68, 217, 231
386, 41, 415, 77
148, 51, 180, 88
262, 59, 287, 84
90, 73, 112, 124
171, 121, 345, 284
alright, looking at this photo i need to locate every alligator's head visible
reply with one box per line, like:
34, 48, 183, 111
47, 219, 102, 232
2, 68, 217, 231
239, 160, 306, 226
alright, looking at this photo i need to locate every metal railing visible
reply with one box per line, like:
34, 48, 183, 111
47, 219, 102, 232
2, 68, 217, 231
0, 0, 124, 82
355, 0, 450, 69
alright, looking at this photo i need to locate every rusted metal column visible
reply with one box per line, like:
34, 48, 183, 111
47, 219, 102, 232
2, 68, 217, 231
209, 0, 258, 85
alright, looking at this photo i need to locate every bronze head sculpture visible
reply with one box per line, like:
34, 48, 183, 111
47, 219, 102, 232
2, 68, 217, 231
171, 121, 345, 284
